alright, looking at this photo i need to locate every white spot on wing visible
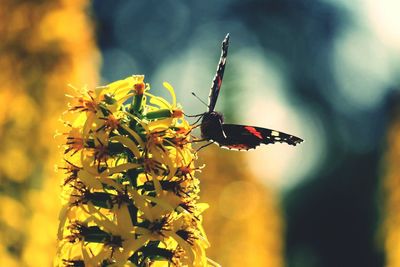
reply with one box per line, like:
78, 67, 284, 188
271, 131, 280, 136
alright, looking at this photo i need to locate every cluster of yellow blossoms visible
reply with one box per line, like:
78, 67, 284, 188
56, 75, 218, 266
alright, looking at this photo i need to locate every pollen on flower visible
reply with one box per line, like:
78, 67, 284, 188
97, 114, 120, 132
67, 89, 99, 114
56, 75, 218, 267
172, 109, 184, 118
64, 128, 86, 155
59, 160, 81, 185
134, 82, 146, 94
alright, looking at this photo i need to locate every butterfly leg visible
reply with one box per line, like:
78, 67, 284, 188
190, 116, 203, 126
190, 124, 201, 130
182, 126, 198, 140
195, 141, 214, 152
190, 138, 206, 143
183, 112, 204, 118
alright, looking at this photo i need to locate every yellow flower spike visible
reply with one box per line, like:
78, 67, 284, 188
68, 206, 91, 223
149, 173, 163, 196
77, 169, 103, 190
98, 77, 132, 98
153, 145, 177, 178
193, 242, 207, 266
125, 187, 155, 221
97, 177, 125, 193
56, 241, 82, 265
98, 163, 141, 179
86, 211, 113, 232
57, 76, 214, 266
207, 258, 222, 267
119, 123, 145, 148
148, 92, 172, 109
126, 111, 151, 131
81, 244, 96, 265
195, 203, 210, 214
116, 234, 150, 263
80, 151, 98, 175
114, 204, 134, 233
168, 231, 196, 264
145, 194, 179, 213
100, 75, 146, 99
57, 205, 70, 240
162, 81, 177, 107
110, 135, 141, 158
147, 118, 174, 132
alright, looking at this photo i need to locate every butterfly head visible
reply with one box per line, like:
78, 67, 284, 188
202, 111, 223, 123
200, 111, 224, 139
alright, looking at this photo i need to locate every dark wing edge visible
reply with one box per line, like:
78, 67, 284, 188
221, 124, 304, 148
213, 123, 263, 151
208, 33, 230, 112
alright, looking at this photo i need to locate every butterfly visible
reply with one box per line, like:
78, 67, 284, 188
199, 33, 304, 150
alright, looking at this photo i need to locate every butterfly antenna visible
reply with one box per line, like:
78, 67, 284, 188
191, 92, 209, 108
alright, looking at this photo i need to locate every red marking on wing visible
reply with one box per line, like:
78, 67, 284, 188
244, 126, 263, 139
227, 144, 250, 150
217, 76, 222, 91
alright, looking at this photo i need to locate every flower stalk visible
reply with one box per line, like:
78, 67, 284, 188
56, 75, 217, 266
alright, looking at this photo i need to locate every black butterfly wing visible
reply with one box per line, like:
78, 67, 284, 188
217, 124, 304, 150
208, 33, 230, 112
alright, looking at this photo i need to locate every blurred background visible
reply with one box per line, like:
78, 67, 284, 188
1, 0, 400, 266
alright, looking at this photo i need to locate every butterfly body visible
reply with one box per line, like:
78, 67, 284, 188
200, 111, 225, 142
199, 34, 304, 151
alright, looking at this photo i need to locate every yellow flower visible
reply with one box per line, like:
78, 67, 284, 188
56, 76, 219, 266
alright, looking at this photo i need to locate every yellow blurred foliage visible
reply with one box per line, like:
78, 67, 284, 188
200, 147, 283, 267
383, 108, 400, 267
0, 0, 99, 266
0, 196, 27, 229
